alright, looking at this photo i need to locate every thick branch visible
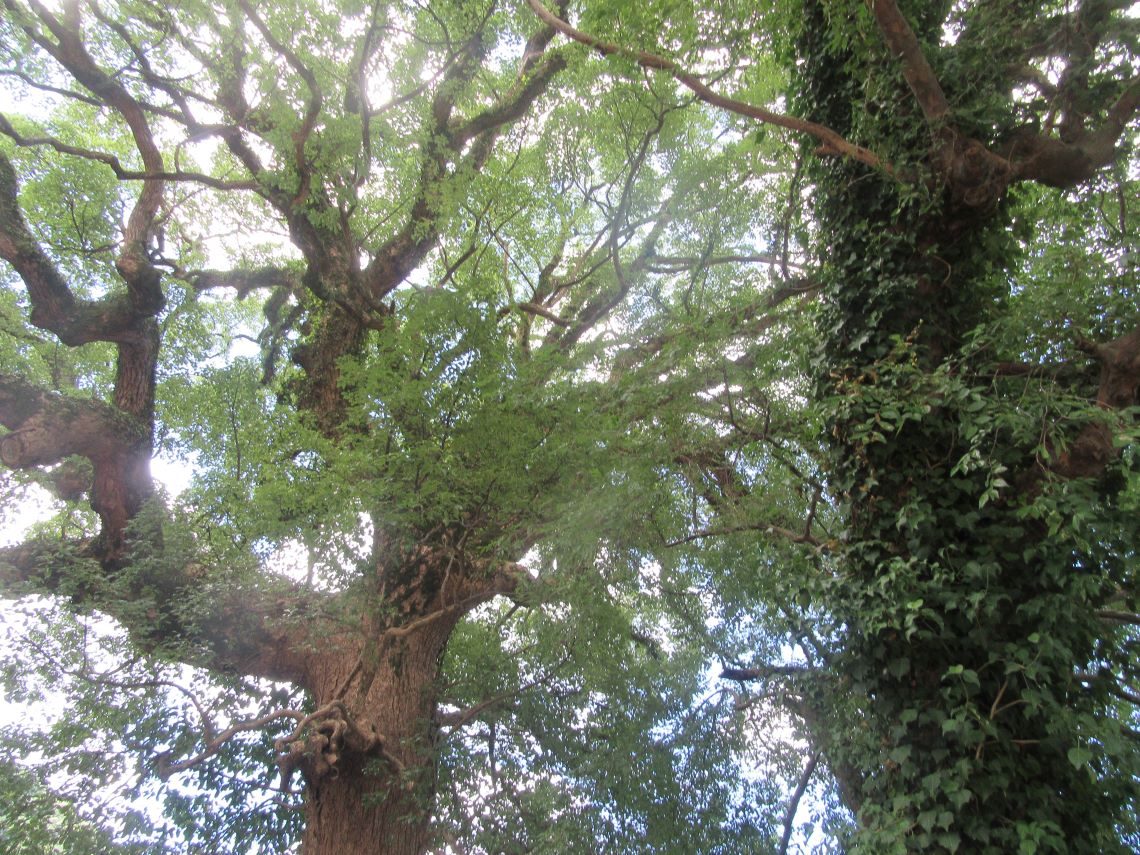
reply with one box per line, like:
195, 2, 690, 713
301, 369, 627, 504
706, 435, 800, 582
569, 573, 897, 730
1001, 71, 1139, 188
453, 51, 567, 146
868, 0, 951, 126
1098, 609, 1140, 626
0, 372, 153, 548
189, 267, 302, 297
363, 22, 563, 303
0, 374, 146, 468
0, 175, 146, 341
18, 0, 165, 296
721, 663, 812, 682
0, 535, 316, 683
1051, 327, 1140, 480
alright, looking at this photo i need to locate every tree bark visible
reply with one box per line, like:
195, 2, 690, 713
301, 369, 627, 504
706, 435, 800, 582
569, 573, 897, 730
286, 533, 514, 855
296, 612, 458, 855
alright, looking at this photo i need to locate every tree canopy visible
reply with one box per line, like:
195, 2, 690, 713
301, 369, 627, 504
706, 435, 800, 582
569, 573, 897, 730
0, 1, 1137, 853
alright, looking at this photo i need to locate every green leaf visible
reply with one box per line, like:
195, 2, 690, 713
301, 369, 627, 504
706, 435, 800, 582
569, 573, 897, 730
1067, 746, 1093, 770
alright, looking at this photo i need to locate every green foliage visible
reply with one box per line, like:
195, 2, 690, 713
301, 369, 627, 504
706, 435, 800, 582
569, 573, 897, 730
0, 756, 134, 854
1, 0, 1138, 852
0, 599, 302, 852
792, 0, 1140, 850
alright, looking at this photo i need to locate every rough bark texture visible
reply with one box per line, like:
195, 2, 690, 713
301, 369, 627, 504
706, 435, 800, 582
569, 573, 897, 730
0, 4, 567, 846
283, 538, 515, 854
297, 618, 457, 855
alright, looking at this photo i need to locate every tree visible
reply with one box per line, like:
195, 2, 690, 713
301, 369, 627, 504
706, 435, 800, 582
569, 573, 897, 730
1, 1, 1137, 854
789, 3, 1140, 850
550, 0, 1140, 850
0, 754, 137, 854
0, 1, 806, 852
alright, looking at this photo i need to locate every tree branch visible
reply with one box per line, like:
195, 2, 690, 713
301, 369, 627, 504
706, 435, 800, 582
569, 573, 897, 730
17, 0, 165, 296
525, 0, 887, 172
644, 252, 804, 273
1005, 75, 1140, 188
1050, 326, 1140, 479
0, 115, 258, 191
0, 373, 151, 547
236, 0, 323, 209
0, 151, 87, 343
188, 267, 302, 297
159, 708, 306, 781
779, 751, 820, 855
868, 0, 951, 126
436, 654, 572, 731
1097, 609, 1140, 626
667, 523, 820, 548
721, 663, 812, 682
0, 533, 317, 684
0, 374, 147, 469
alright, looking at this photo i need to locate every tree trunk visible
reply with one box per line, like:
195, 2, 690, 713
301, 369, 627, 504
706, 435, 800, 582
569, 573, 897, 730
794, 2, 1136, 849
298, 612, 459, 855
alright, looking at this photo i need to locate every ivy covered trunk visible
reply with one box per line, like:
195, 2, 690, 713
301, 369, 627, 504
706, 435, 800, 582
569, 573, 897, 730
800, 2, 1136, 851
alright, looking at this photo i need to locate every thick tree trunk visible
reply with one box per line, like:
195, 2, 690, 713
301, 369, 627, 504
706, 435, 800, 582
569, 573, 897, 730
797, 3, 1136, 850
303, 761, 428, 855
297, 606, 459, 855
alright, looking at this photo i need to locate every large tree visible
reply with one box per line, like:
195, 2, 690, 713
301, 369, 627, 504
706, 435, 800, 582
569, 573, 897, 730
0, 1, 810, 852
1, 0, 1138, 853
533, 2, 1140, 852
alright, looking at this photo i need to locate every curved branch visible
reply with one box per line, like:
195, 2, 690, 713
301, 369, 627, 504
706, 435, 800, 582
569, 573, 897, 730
0, 67, 103, 107
0, 372, 151, 548
1005, 76, 1140, 188
1051, 327, 1140, 479
0, 374, 147, 468
363, 22, 564, 303
0, 115, 258, 191
18, 0, 165, 293
525, 0, 887, 172
159, 708, 306, 781
452, 51, 567, 146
